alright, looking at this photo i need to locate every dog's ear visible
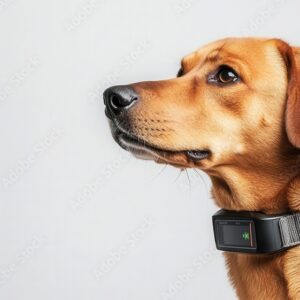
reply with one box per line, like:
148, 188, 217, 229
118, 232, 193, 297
274, 39, 300, 148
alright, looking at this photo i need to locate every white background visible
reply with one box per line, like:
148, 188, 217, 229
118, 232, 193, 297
0, 0, 299, 299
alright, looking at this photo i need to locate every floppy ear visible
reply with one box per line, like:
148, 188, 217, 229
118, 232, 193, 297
275, 40, 300, 148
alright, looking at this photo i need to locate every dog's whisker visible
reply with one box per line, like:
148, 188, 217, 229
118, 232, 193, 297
185, 169, 191, 185
152, 164, 168, 180
192, 168, 209, 194
173, 169, 183, 183
185, 169, 192, 198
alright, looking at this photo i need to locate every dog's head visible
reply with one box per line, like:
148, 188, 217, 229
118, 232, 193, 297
104, 38, 300, 174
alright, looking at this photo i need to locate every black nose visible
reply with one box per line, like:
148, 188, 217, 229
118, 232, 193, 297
103, 85, 138, 117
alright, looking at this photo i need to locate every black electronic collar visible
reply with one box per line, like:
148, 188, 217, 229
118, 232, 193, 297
212, 209, 300, 254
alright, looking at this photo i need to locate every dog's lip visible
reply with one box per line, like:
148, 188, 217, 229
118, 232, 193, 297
112, 125, 210, 162
118, 132, 178, 157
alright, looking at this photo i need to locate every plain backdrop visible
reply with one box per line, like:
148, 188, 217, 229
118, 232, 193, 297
0, 0, 299, 299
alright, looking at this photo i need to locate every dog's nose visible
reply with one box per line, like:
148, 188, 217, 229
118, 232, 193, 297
103, 85, 138, 116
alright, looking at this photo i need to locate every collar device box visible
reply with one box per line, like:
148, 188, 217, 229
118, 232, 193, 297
212, 209, 299, 254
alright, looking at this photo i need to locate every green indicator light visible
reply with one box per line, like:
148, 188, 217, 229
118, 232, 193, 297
242, 232, 250, 241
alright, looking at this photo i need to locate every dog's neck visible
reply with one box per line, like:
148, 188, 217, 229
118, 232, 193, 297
208, 153, 300, 299
209, 153, 300, 214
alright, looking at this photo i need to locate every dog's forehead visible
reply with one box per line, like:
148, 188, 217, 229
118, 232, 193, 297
181, 38, 272, 69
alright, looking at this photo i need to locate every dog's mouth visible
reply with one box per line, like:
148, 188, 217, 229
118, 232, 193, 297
109, 121, 210, 167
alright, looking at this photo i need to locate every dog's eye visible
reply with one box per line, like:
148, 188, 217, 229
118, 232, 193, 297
208, 66, 240, 85
218, 68, 238, 83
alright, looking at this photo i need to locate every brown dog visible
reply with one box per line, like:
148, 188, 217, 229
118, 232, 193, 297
104, 37, 300, 299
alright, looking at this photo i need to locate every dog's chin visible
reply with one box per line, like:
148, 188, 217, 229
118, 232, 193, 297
110, 121, 210, 168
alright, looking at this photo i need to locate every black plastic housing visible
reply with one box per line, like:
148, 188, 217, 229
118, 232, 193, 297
212, 210, 284, 254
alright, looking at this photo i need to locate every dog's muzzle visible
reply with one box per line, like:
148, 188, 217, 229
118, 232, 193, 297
103, 84, 211, 165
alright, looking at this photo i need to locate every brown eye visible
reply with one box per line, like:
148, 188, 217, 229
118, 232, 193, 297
208, 66, 240, 85
218, 67, 239, 83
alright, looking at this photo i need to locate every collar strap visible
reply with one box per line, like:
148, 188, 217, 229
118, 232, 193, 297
279, 214, 300, 247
